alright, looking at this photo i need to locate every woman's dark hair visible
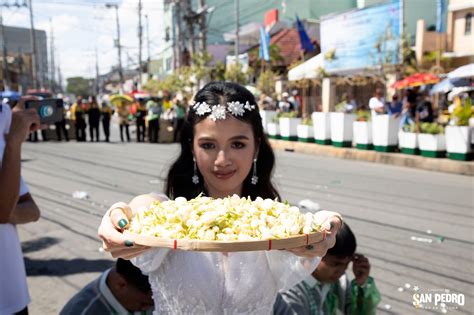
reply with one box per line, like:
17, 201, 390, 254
166, 81, 280, 201
327, 223, 357, 258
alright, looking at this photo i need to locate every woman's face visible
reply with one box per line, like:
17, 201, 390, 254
193, 116, 257, 198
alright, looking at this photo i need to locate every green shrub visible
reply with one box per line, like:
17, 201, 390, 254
419, 122, 444, 134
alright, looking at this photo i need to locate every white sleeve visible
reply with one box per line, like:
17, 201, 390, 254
131, 248, 170, 275
265, 250, 321, 292
19, 176, 29, 196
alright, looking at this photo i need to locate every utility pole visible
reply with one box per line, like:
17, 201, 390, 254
174, 0, 183, 69
145, 14, 150, 65
198, 0, 207, 52
95, 47, 99, 95
106, 3, 123, 92
0, 10, 10, 90
138, 0, 142, 89
49, 18, 56, 93
234, 0, 239, 61
183, 0, 195, 57
28, 0, 38, 89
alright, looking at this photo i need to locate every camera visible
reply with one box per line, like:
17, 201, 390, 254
25, 99, 64, 124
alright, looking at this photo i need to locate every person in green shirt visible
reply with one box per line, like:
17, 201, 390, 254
173, 97, 187, 142
146, 98, 161, 143
274, 223, 380, 315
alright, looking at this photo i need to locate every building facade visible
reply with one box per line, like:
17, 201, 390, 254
0, 25, 48, 91
446, 0, 474, 60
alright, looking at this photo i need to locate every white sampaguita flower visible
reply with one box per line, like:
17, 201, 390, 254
129, 195, 323, 241
227, 101, 246, 116
209, 105, 227, 121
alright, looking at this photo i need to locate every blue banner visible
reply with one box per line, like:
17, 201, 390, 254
436, 0, 447, 32
320, 1, 401, 73
259, 26, 270, 61
296, 15, 316, 53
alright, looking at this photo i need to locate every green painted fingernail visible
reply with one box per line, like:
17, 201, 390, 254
118, 219, 128, 229
124, 240, 134, 247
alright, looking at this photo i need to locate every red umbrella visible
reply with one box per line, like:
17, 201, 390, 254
392, 73, 440, 89
128, 90, 150, 99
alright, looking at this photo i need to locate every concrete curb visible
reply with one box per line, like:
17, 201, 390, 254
269, 139, 474, 176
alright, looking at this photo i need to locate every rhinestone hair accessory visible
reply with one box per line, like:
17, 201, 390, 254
192, 101, 256, 121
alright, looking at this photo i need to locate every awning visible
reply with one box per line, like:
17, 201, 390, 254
447, 63, 474, 79
288, 54, 324, 81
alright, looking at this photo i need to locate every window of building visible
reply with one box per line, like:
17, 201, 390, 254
466, 13, 472, 35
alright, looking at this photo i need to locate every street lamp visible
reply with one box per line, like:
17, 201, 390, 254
105, 3, 123, 92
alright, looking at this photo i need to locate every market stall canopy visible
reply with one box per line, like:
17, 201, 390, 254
392, 73, 439, 89
109, 94, 134, 107
447, 86, 474, 101
447, 63, 474, 79
430, 78, 472, 94
288, 54, 324, 81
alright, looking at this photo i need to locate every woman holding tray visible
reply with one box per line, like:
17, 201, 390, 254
98, 82, 343, 314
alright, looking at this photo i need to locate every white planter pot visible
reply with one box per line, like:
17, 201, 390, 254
353, 121, 373, 150
372, 114, 400, 152
311, 112, 331, 145
418, 133, 446, 158
445, 126, 473, 160
330, 112, 356, 147
297, 124, 314, 142
398, 131, 419, 155
260, 110, 277, 133
279, 117, 301, 141
267, 122, 280, 139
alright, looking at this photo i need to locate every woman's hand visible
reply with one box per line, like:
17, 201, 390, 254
98, 193, 167, 259
288, 210, 342, 259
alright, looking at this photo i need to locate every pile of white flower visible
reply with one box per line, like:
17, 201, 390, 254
129, 195, 322, 241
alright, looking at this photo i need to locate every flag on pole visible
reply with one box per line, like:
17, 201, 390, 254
436, 0, 447, 32
259, 26, 270, 61
296, 15, 315, 53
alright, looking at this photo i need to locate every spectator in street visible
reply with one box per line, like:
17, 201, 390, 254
135, 100, 147, 143
288, 90, 301, 114
0, 97, 41, 315
278, 92, 295, 113
274, 223, 380, 315
71, 97, 87, 142
416, 93, 434, 124
387, 94, 403, 117
101, 102, 113, 142
54, 105, 69, 142
117, 105, 131, 142
60, 259, 154, 315
146, 98, 161, 143
368, 88, 386, 117
173, 97, 186, 142
87, 98, 101, 142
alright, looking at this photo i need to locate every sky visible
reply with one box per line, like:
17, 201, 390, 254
2, 0, 166, 80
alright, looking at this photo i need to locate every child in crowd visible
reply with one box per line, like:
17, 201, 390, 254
274, 223, 380, 315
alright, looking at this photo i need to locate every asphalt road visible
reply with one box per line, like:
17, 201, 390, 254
18, 132, 473, 314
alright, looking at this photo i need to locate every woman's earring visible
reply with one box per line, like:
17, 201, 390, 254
251, 158, 258, 185
192, 158, 199, 184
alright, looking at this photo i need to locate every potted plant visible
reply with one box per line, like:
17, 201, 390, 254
267, 115, 280, 139
418, 122, 446, 158
445, 97, 473, 161
260, 110, 277, 135
279, 112, 301, 141
312, 112, 331, 145
297, 117, 314, 142
330, 111, 356, 147
372, 114, 401, 152
353, 110, 373, 150
398, 124, 419, 155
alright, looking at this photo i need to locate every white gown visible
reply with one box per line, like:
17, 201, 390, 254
133, 249, 320, 314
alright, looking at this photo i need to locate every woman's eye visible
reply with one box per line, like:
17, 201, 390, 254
200, 143, 215, 149
231, 142, 246, 149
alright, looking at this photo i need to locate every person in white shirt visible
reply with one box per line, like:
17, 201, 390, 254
368, 88, 386, 117
0, 98, 41, 315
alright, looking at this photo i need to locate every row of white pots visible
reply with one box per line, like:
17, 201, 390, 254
262, 111, 472, 160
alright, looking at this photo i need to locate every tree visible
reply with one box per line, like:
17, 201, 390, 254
211, 61, 226, 81
224, 63, 247, 85
66, 77, 93, 97
191, 52, 212, 88
257, 69, 276, 95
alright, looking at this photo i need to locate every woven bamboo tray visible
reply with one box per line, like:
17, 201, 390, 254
124, 230, 326, 252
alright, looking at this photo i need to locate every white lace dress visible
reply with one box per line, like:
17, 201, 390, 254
132, 249, 320, 315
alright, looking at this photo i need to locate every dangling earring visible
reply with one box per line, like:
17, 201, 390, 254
192, 158, 199, 184
251, 158, 258, 185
